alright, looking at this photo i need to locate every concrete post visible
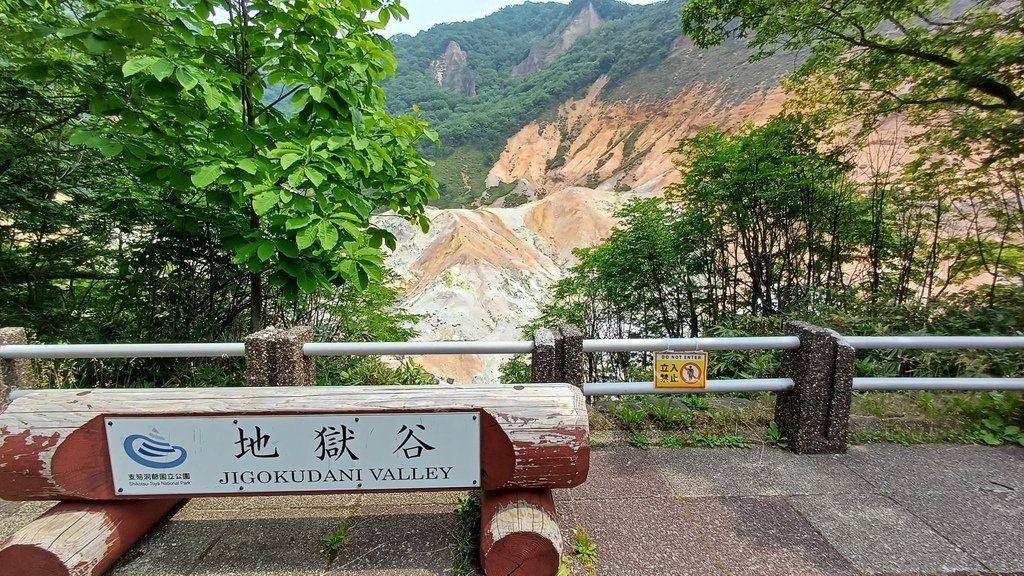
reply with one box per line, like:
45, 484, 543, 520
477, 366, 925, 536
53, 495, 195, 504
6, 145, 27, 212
1, 327, 34, 408
244, 326, 316, 387
776, 321, 855, 454
531, 328, 557, 383
557, 324, 584, 390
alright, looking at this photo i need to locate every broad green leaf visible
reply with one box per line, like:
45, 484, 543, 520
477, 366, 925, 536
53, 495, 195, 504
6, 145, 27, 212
175, 67, 198, 90
276, 239, 299, 258
309, 86, 325, 102
252, 191, 278, 215
297, 272, 318, 294
286, 216, 313, 230
256, 240, 276, 261
69, 129, 104, 147
280, 153, 302, 170
152, 60, 174, 81
190, 165, 223, 188
122, 56, 158, 77
236, 158, 258, 175
232, 241, 259, 264
296, 225, 317, 250
99, 142, 124, 158
317, 222, 339, 250
305, 166, 325, 187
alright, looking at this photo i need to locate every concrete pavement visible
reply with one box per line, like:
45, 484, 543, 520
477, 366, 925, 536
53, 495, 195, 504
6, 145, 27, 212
2, 444, 1022, 575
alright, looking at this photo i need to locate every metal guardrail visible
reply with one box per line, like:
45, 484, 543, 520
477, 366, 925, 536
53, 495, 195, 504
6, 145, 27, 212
584, 379, 796, 396
2, 334, 1022, 396
0, 341, 534, 359
581, 337, 800, 352
845, 336, 1024, 349
2, 335, 1021, 359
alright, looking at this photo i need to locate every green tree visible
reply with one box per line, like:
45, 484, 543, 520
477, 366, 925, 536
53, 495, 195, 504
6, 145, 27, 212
669, 115, 865, 316
9, 0, 438, 332
681, 0, 1024, 166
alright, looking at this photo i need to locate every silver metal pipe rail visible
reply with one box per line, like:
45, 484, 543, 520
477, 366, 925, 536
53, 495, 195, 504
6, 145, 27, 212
0, 341, 535, 359
582, 336, 800, 353
0, 343, 247, 359
303, 341, 533, 356
584, 378, 795, 396
846, 336, 1024, 349
853, 377, 1024, 391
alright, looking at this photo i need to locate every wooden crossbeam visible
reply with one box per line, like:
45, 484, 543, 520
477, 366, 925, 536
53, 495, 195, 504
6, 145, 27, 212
0, 384, 590, 501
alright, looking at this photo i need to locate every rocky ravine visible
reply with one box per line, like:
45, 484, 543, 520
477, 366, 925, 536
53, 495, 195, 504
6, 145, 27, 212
376, 186, 644, 383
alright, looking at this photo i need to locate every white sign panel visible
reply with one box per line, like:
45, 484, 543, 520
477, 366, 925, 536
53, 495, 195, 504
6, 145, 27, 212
105, 412, 480, 496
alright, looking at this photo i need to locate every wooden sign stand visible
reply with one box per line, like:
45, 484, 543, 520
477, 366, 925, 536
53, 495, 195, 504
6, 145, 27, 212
0, 384, 589, 576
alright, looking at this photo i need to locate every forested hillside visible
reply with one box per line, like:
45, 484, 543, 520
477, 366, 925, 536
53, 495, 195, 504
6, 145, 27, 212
385, 0, 790, 206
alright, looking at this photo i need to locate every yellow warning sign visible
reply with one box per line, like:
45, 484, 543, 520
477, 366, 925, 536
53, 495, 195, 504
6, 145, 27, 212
654, 351, 708, 389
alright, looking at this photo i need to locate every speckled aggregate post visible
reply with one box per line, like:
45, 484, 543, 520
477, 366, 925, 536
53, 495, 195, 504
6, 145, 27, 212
1, 327, 33, 408
244, 326, 316, 386
531, 328, 557, 383
557, 324, 584, 390
776, 321, 855, 454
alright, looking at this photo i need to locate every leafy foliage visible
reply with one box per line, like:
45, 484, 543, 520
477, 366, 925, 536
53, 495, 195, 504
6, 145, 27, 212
6, 0, 437, 328
0, 0, 439, 387
453, 493, 482, 576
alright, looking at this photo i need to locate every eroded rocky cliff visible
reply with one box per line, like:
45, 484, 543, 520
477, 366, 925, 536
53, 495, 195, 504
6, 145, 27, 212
429, 40, 477, 96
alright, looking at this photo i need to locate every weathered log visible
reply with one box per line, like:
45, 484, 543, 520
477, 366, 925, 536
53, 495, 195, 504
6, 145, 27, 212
0, 383, 589, 500
480, 488, 562, 576
0, 499, 179, 575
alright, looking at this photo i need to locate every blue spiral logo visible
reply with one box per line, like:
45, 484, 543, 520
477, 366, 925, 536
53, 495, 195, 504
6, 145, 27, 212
124, 428, 187, 469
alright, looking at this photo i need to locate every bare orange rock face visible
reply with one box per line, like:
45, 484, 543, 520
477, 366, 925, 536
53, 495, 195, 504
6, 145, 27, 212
490, 75, 788, 196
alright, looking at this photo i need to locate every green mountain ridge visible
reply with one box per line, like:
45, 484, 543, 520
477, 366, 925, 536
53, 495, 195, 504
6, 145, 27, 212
384, 0, 790, 207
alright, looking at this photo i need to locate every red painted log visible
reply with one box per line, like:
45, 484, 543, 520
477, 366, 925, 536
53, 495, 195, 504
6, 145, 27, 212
0, 384, 589, 500
0, 499, 179, 575
480, 489, 562, 576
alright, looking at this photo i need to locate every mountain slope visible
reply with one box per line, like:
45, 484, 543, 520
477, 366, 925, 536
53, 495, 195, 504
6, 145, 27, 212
376, 186, 634, 382
384, 0, 791, 206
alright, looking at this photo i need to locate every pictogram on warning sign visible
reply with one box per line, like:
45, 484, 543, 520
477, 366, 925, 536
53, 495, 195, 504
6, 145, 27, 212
654, 352, 708, 389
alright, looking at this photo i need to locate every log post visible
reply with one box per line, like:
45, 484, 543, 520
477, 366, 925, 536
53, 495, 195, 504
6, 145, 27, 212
480, 489, 561, 576
0, 499, 179, 576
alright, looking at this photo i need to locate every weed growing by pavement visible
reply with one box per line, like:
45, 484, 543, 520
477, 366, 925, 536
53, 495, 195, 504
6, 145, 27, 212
452, 493, 481, 576
628, 431, 650, 449
617, 403, 648, 431
557, 556, 573, 576
657, 434, 685, 448
321, 519, 351, 563
850, 429, 982, 445
854, 391, 891, 418
682, 395, 711, 411
571, 525, 598, 574
646, 397, 690, 428
977, 415, 1024, 446
764, 421, 789, 448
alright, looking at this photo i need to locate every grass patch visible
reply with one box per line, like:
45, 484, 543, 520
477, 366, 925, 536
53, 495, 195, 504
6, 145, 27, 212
321, 519, 351, 563
571, 525, 598, 575
452, 494, 481, 576
592, 391, 1023, 448
628, 431, 650, 449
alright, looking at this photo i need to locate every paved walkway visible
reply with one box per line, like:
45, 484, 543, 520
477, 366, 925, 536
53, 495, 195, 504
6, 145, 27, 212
2, 444, 1022, 575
